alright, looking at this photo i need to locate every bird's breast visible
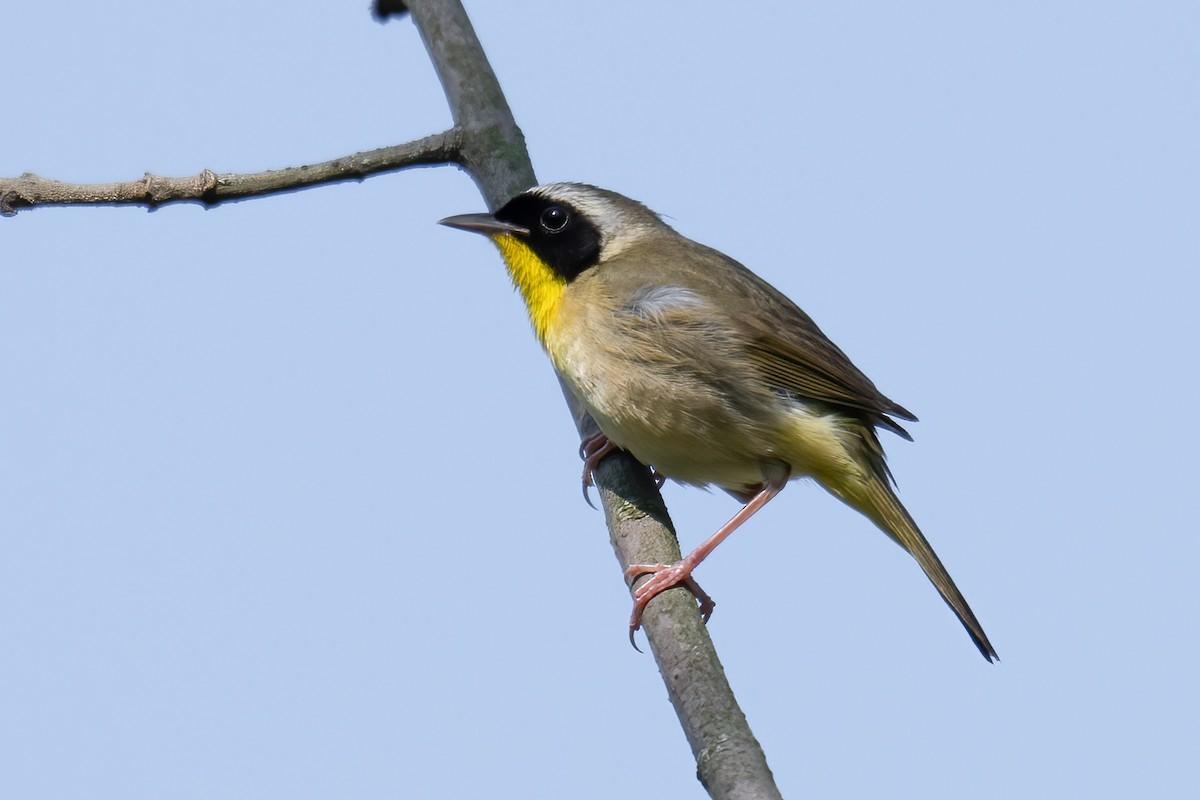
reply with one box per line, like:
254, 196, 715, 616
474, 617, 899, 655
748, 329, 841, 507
545, 304, 808, 490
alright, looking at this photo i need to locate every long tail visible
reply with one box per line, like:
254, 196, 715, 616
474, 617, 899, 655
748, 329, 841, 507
851, 475, 998, 662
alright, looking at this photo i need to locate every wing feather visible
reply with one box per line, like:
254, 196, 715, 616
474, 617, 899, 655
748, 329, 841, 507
606, 236, 917, 439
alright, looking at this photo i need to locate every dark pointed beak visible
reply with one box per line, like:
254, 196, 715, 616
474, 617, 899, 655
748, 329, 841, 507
438, 213, 529, 237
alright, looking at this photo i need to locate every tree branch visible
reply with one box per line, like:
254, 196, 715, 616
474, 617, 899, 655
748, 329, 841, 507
405, 0, 532, 208
405, 2, 782, 797
0, 130, 461, 215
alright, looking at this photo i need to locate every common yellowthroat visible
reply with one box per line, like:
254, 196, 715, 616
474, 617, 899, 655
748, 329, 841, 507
440, 183, 997, 662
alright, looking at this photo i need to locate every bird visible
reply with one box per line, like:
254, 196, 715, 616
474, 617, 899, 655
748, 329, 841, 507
439, 182, 997, 662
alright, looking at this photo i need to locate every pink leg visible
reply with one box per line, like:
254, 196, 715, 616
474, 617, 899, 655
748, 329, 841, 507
578, 432, 617, 509
625, 471, 789, 644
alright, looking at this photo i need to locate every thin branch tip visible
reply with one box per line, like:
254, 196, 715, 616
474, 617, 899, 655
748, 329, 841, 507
0, 130, 462, 215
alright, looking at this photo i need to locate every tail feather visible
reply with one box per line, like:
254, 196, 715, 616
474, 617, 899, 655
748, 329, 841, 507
857, 477, 998, 662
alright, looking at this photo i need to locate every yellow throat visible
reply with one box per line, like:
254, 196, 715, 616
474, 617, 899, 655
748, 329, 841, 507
492, 233, 567, 346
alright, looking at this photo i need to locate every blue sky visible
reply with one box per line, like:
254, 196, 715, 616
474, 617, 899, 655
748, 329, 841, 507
3, 2, 1197, 798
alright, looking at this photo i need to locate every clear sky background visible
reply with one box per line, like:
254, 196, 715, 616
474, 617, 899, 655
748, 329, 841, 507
3, 2, 1197, 798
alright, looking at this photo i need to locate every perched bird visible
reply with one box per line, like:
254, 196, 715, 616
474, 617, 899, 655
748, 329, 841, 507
440, 183, 997, 661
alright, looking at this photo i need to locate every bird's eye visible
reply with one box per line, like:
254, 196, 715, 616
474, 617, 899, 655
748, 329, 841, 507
540, 205, 570, 233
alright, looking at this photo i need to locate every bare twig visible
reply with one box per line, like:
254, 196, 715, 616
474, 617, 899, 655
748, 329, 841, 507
0, 130, 460, 216
405, 2, 782, 797
405, 0, 532, 208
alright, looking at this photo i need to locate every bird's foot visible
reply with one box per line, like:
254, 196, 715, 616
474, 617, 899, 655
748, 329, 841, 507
624, 561, 715, 649
579, 434, 667, 509
578, 433, 618, 509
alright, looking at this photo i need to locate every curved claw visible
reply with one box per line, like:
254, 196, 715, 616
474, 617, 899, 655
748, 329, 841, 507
624, 561, 716, 650
578, 433, 617, 510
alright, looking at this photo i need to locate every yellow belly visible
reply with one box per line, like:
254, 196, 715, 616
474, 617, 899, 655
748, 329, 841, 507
553, 334, 860, 492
